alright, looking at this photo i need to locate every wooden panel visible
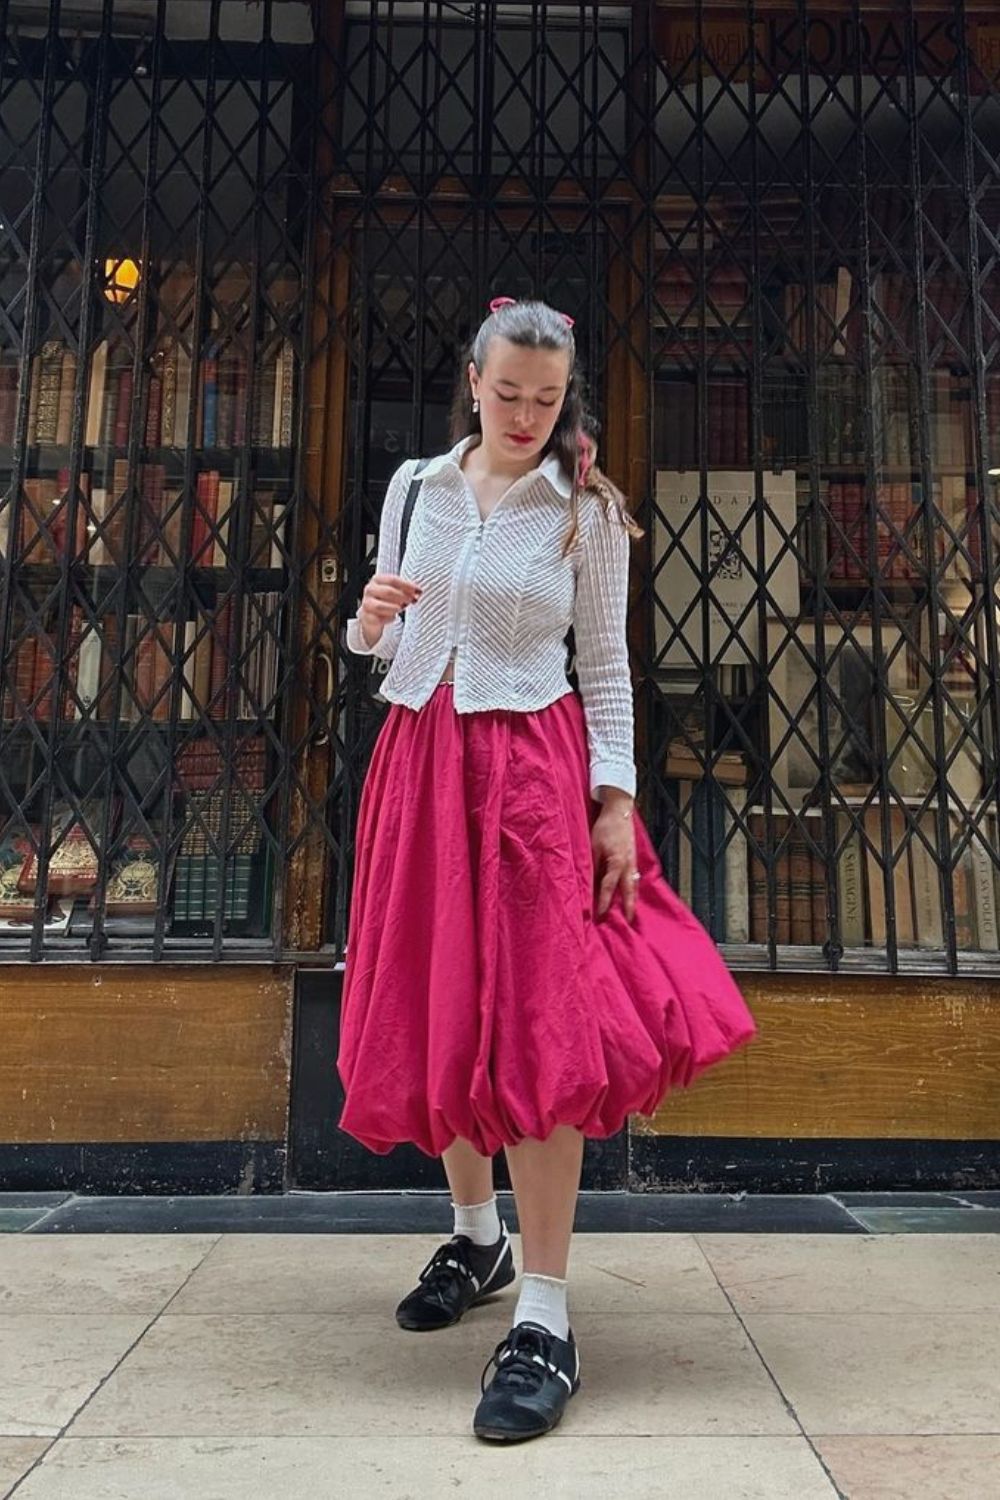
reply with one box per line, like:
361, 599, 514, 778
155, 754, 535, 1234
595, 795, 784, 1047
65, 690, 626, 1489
284, 0, 349, 951
0, 967, 292, 1143
635, 975, 1000, 1140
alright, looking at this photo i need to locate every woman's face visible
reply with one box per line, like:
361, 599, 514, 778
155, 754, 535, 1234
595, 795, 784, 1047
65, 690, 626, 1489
469, 337, 571, 465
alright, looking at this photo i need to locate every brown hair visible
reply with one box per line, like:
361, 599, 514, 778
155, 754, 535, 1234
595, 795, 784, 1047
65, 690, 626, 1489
448, 298, 644, 555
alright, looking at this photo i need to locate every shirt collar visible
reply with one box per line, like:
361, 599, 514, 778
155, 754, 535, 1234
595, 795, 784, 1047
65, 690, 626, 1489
419, 434, 573, 499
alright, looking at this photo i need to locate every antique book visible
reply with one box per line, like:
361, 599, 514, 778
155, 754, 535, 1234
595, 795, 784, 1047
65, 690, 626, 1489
278, 336, 295, 447
84, 339, 109, 446
25, 346, 42, 444
722, 786, 749, 943
162, 486, 185, 565
179, 618, 198, 720
159, 337, 178, 445
213, 478, 235, 566
788, 823, 812, 946
172, 340, 193, 445
0, 361, 18, 446
863, 806, 888, 948
888, 805, 915, 948
192, 620, 213, 715
910, 813, 944, 951
773, 817, 791, 944
144, 374, 162, 446
18, 805, 101, 897
33, 339, 65, 444
113, 366, 133, 447
968, 836, 999, 952
951, 837, 978, 951
747, 806, 768, 943
54, 348, 77, 445
99, 835, 160, 915
0, 823, 37, 918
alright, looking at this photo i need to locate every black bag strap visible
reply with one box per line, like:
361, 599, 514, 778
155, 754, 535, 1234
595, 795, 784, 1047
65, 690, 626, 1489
397, 457, 430, 570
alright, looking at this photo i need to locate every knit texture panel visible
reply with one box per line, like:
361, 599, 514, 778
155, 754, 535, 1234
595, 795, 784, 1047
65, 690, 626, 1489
345, 443, 635, 798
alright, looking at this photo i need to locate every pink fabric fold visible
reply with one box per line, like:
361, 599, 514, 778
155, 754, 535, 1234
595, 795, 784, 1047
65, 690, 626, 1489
337, 684, 756, 1157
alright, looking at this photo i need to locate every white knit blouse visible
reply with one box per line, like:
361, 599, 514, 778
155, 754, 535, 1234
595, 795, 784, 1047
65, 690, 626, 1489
345, 435, 636, 800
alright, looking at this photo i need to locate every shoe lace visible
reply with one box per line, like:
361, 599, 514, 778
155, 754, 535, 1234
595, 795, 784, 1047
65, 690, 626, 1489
417, 1236, 476, 1292
480, 1324, 553, 1396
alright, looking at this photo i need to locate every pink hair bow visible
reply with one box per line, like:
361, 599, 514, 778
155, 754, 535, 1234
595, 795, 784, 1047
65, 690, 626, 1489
488, 295, 575, 328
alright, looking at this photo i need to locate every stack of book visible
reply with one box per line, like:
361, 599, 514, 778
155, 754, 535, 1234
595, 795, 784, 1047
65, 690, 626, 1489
663, 730, 750, 943
782, 267, 857, 359
172, 735, 268, 924
654, 263, 751, 334
747, 808, 828, 947
16, 322, 296, 454
655, 377, 750, 468
815, 366, 867, 465
826, 481, 928, 582
1, 589, 281, 728
4, 471, 89, 564
743, 799, 1000, 953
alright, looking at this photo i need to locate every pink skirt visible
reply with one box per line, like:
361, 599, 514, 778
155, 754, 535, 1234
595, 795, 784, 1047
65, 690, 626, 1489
337, 683, 756, 1157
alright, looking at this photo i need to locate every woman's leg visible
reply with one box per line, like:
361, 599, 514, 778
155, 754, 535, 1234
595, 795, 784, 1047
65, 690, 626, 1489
395, 1137, 510, 1332
503, 1125, 584, 1278
442, 1136, 494, 1206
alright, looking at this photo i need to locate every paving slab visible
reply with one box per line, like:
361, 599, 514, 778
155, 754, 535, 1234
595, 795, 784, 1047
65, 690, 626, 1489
7, 1434, 840, 1499
0, 1236, 219, 1316
0, 1437, 51, 1493
696, 1232, 1000, 1315
814, 1436, 1000, 1499
68, 1309, 796, 1440
0, 1317, 151, 1438
744, 1311, 1000, 1436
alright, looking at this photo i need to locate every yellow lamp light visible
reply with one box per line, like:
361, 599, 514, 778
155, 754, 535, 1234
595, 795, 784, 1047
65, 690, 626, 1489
103, 257, 141, 304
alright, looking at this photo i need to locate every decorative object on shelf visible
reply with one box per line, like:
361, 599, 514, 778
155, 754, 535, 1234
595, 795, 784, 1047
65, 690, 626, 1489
654, 468, 800, 666
765, 615, 916, 808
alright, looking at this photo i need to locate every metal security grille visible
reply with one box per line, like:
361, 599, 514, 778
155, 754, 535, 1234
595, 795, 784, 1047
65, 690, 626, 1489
0, 0, 315, 959
2, 1, 1000, 975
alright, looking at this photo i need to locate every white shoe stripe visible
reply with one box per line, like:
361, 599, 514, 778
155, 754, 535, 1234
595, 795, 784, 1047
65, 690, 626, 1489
475, 1228, 510, 1295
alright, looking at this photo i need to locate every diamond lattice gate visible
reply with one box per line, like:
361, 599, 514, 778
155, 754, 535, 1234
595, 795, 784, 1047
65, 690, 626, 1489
1, 1, 999, 975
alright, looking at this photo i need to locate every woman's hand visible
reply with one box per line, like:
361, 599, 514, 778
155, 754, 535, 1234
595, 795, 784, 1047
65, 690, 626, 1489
358, 572, 422, 647
592, 790, 639, 923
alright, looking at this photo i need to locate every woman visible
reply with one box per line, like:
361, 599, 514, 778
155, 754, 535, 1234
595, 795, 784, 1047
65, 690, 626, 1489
340, 297, 756, 1443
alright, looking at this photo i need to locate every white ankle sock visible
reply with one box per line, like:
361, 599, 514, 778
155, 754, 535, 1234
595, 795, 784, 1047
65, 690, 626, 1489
513, 1272, 569, 1341
452, 1195, 502, 1247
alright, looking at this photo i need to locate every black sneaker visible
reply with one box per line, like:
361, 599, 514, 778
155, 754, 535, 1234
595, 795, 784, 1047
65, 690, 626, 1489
473, 1320, 581, 1442
395, 1226, 515, 1332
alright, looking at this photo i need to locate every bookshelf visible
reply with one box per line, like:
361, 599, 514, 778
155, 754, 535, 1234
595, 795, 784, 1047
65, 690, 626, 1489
0, 258, 298, 946
651, 243, 1000, 960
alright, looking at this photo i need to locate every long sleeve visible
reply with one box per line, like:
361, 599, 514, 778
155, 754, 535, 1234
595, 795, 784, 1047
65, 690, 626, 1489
345, 457, 417, 660
572, 498, 637, 801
